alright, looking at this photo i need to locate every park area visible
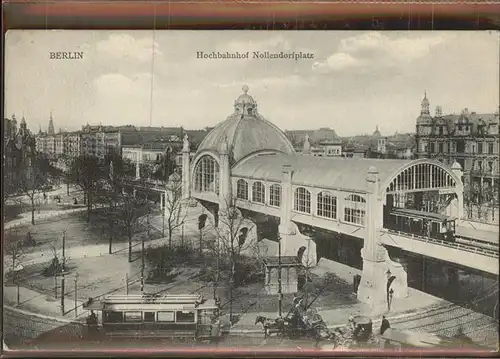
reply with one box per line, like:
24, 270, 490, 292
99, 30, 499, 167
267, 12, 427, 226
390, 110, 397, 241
4, 204, 357, 322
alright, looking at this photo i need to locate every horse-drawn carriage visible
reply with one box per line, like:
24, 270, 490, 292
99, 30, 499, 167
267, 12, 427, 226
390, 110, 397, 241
254, 297, 339, 347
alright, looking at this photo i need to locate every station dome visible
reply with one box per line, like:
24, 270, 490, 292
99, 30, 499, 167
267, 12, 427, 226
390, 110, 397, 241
197, 85, 296, 163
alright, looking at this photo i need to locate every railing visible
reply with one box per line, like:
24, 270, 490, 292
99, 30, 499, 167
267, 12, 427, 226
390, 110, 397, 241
383, 229, 499, 258
122, 178, 167, 190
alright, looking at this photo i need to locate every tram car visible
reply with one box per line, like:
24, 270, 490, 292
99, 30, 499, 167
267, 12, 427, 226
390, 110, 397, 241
82, 294, 222, 342
386, 208, 456, 242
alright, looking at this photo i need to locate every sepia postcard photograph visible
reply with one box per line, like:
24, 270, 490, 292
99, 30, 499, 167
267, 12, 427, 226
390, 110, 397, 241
2, 29, 499, 354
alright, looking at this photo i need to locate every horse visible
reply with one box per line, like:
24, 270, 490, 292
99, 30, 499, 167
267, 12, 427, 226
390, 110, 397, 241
255, 316, 287, 338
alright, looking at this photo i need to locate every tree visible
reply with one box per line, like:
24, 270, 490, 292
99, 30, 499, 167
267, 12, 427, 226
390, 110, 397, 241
70, 155, 104, 222
153, 147, 177, 182
5, 230, 26, 285
139, 163, 155, 180
163, 174, 187, 247
113, 194, 153, 263
207, 200, 261, 323
60, 154, 74, 196
99, 155, 141, 255
17, 154, 51, 225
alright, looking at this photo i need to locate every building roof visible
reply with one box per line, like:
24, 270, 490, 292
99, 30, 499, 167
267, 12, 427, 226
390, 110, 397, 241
286, 128, 343, 147
231, 153, 411, 193
438, 112, 499, 134
197, 87, 296, 163
121, 130, 181, 147
122, 141, 172, 151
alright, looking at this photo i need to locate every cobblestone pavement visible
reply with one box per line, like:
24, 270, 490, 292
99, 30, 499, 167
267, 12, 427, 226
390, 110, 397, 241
3, 307, 82, 348
389, 303, 499, 348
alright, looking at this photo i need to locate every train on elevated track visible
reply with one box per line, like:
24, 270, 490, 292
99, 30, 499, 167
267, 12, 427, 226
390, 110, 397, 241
384, 208, 498, 254
385, 208, 457, 242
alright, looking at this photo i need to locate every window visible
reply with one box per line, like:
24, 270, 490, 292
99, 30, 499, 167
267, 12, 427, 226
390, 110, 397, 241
176, 311, 195, 323
157, 311, 175, 322
194, 155, 220, 194
294, 187, 311, 214
252, 181, 265, 203
104, 311, 123, 323
439, 126, 444, 135
478, 142, 484, 154
429, 142, 435, 153
236, 179, 249, 200
477, 161, 483, 171
438, 143, 443, 153
488, 162, 494, 172
317, 192, 337, 219
269, 184, 282, 207
124, 311, 142, 322
344, 194, 366, 225
488, 142, 494, 154
144, 312, 155, 322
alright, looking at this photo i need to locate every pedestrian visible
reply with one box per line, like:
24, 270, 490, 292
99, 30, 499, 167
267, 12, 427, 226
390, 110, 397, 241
380, 315, 390, 335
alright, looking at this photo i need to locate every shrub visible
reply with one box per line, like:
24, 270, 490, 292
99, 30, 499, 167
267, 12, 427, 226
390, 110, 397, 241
233, 256, 264, 287
41, 257, 64, 277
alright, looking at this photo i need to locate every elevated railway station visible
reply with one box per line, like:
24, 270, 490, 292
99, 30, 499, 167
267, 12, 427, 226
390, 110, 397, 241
134, 86, 497, 311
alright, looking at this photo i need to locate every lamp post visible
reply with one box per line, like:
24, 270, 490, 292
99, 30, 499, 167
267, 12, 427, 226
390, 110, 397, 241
74, 273, 78, 318
60, 268, 65, 315
62, 229, 67, 271
140, 237, 145, 293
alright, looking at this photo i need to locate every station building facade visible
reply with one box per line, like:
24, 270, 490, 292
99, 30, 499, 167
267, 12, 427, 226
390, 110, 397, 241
180, 86, 465, 310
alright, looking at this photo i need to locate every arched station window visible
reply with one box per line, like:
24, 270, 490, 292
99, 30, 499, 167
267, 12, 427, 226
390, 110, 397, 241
236, 179, 249, 200
317, 191, 337, 219
252, 182, 266, 204
386, 163, 456, 193
269, 184, 282, 207
344, 194, 366, 225
294, 187, 311, 214
194, 155, 219, 194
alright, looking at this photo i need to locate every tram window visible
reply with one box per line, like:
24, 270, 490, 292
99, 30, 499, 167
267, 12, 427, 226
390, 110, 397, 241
157, 311, 175, 322
124, 311, 142, 322
105, 311, 124, 323
144, 312, 155, 322
176, 311, 195, 323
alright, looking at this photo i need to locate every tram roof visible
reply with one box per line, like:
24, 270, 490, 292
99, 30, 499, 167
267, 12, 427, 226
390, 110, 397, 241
102, 294, 204, 305
232, 153, 412, 193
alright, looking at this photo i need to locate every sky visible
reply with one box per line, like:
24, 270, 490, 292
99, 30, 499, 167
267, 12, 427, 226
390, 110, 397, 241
4, 30, 499, 137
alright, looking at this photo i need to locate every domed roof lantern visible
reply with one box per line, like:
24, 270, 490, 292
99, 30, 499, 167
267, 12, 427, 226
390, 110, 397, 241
234, 85, 257, 115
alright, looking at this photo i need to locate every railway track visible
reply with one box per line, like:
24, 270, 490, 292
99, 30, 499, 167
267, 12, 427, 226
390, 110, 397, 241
386, 230, 499, 258
455, 236, 499, 253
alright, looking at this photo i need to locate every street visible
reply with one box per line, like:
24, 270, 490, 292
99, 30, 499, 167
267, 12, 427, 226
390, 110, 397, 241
3, 307, 82, 348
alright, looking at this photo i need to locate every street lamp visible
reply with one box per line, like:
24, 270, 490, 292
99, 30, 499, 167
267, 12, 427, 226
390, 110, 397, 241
60, 268, 65, 315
